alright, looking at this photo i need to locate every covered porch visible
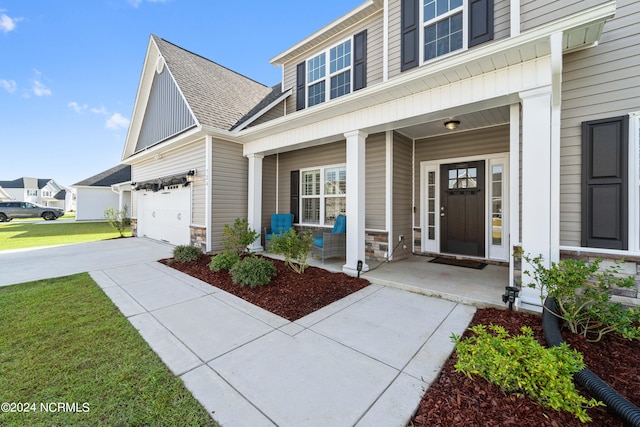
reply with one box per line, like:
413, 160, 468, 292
302, 254, 510, 309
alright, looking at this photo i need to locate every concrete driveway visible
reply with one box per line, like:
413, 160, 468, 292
0, 238, 174, 287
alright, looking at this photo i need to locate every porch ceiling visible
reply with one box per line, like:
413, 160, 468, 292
397, 106, 510, 140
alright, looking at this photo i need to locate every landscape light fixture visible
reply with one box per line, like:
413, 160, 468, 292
444, 120, 460, 130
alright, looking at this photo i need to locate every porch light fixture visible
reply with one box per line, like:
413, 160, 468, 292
444, 120, 460, 130
186, 170, 196, 183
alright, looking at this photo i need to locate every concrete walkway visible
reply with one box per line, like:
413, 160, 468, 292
0, 239, 477, 426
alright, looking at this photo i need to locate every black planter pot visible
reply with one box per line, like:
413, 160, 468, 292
542, 297, 640, 427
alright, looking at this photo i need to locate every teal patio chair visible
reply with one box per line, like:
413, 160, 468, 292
264, 213, 294, 250
312, 214, 346, 263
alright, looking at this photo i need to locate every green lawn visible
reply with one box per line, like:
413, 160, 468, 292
0, 274, 218, 426
0, 220, 132, 251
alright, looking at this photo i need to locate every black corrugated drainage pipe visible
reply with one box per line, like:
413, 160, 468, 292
542, 298, 640, 427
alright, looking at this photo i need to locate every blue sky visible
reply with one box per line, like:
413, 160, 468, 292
0, 0, 363, 187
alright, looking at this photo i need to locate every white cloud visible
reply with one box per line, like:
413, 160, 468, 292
32, 80, 52, 96
0, 12, 22, 34
105, 113, 130, 130
68, 101, 88, 113
0, 79, 17, 93
90, 106, 109, 115
126, 0, 170, 8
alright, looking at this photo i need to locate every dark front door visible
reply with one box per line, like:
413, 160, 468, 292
440, 161, 485, 257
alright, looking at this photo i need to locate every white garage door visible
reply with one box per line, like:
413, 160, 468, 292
140, 186, 191, 246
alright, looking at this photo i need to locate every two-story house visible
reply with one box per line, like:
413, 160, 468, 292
0, 177, 70, 211
121, 0, 640, 309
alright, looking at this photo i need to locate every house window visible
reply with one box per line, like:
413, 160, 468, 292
300, 165, 346, 225
306, 39, 352, 108
490, 164, 503, 245
42, 190, 52, 198
423, 0, 464, 62
26, 190, 37, 197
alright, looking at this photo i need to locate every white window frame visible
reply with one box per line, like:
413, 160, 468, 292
305, 38, 353, 108
26, 189, 37, 197
299, 164, 347, 227
420, 0, 468, 65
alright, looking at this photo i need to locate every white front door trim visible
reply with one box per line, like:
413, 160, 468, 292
420, 152, 510, 261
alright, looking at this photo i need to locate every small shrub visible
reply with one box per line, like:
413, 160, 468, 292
172, 245, 202, 262
523, 252, 640, 341
222, 218, 260, 255
209, 251, 240, 272
104, 205, 130, 237
269, 229, 313, 274
453, 324, 603, 423
230, 256, 276, 288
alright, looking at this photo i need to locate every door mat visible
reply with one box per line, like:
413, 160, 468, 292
429, 256, 487, 269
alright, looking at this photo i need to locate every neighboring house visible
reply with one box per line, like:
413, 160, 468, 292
73, 165, 132, 221
0, 187, 11, 201
122, 0, 640, 309
0, 178, 68, 210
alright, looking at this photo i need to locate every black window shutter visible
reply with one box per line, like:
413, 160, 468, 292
296, 62, 306, 111
290, 170, 300, 223
469, 0, 494, 47
581, 116, 629, 250
353, 30, 367, 91
401, 0, 419, 71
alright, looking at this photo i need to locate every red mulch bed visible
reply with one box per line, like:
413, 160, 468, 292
163, 255, 640, 426
412, 307, 640, 427
162, 254, 369, 321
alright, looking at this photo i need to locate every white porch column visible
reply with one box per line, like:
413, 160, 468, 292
519, 87, 553, 309
343, 130, 369, 275
247, 153, 264, 252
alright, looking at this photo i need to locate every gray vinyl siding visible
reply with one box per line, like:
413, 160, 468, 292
559, 0, 640, 247
282, 13, 384, 115
493, 0, 510, 42
130, 141, 206, 224
211, 139, 248, 251
388, 0, 510, 80
277, 142, 347, 220
413, 125, 509, 221
135, 67, 196, 153
366, 133, 387, 230
262, 154, 277, 228
393, 132, 413, 260
248, 102, 285, 128
387, 0, 402, 80
520, 0, 607, 32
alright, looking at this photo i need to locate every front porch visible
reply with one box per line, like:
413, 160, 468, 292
302, 254, 510, 309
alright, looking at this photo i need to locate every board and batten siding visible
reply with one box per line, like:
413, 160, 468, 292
130, 141, 206, 225
282, 13, 384, 114
559, 0, 640, 246
520, 0, 607, 32
413, 125, 509, 222
262, 155, 278, 228
387, 0, 510, 80
365, 133, 387, 230
393, 132, 413, 259
277, 142, 346, 219
210, 139, 248, 252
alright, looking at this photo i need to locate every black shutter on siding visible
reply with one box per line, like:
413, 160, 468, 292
290, 170, 300, 223
296, 62, 306, 111
469, 0, 494, 47
401, 0, 419, 71
353, 30, 367, 91
581, 116, 629, 250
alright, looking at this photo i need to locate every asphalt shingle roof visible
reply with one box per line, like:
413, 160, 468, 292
74, 164, 131, 187
153, 35, 273, 131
